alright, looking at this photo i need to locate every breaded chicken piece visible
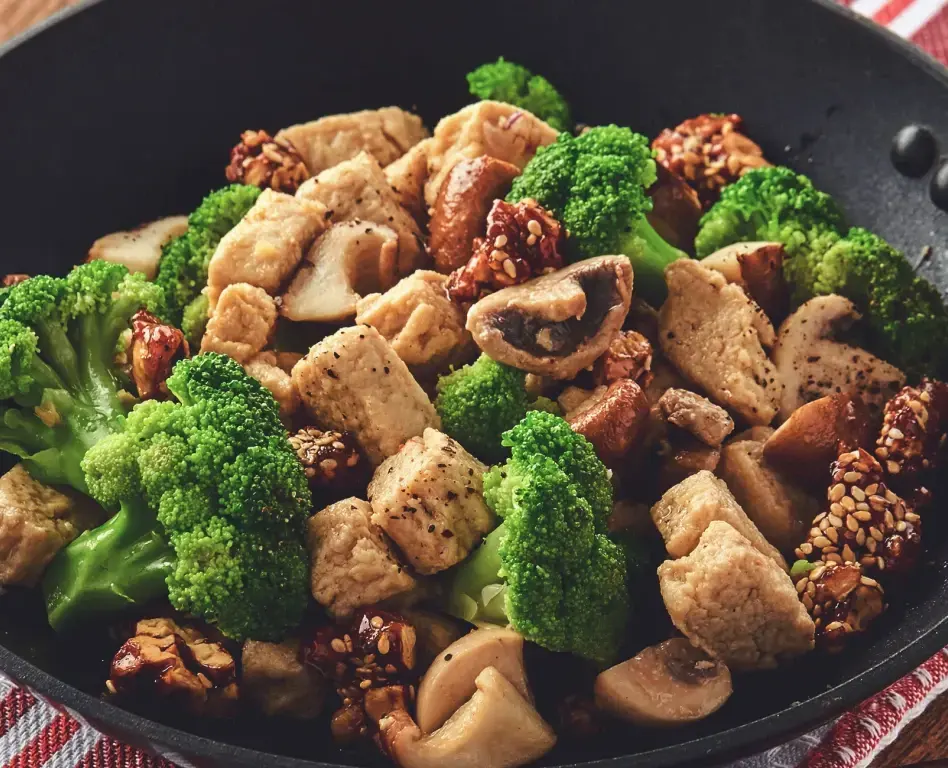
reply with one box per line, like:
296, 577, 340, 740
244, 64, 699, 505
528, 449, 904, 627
0, 465, 104, 586
650, 470, 787, 571
306, 498, 416, 618
368, 429, 493, 575
207, 189, 327, 307
244, 352, 300, 422
424, 101, 559, 207
201, 283, 277, 364
276, 107, 428, 177
658, 521, 815, 670
292, 326, 440, 464
296, 152, 425, 277
385, 138, 432, 221
659, 260, 780, 425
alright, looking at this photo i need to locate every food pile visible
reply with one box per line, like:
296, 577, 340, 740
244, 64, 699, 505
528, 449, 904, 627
1, 56, 947, 768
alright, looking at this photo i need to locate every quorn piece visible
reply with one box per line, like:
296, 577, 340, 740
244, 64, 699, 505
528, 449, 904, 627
594, 638, 732, 726
428, 156, 522, 273
763, 393, 875, 490
659, 260, 780, 425
225, 129, 310, 193
718, 427, 817, 552
200, 283, 278, 363
646, 164, 703, 252
385, 139, 433, 222
279, 221, 400, 323
651, 470, 787, 570
466, 256, 634, 380
773, 295, 906, 420
107, 618, 238, 716
128, 310, 189, 401
306, 498, 416, 619
656, 438, 722, 492
658, 521, 815, 670
415, 628, 530, 734
658, 389, 734, 448
243, 352, 300, 422
368, 429, 493, 575
700, 241, 790, 323
446, 199, 566, 307
558, 385, 608, 419
290, 428, 367, 494
567, 379, 651, 465
378, 667, 556, 768
292, 326, 440, 465
593, 330, 654, 387
87, 215, 189, 280
241, 638, 327, 719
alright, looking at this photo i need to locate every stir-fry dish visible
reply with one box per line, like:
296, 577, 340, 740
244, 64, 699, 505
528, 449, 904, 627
3, 57, 948, 767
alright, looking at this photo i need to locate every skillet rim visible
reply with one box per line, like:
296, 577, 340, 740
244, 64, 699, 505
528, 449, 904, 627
1, 0, 947, 765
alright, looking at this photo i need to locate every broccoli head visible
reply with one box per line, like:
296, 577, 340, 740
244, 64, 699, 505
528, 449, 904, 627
181, 293, 210, 348
155, 184, 261, 325
507, 125, 687, 304
43, 353, 312, 640
435, 354, 560, 463
467, 57, 572, 132
0, 261, 163, 493
694, 166, 845, 299
447, 410, 628, 663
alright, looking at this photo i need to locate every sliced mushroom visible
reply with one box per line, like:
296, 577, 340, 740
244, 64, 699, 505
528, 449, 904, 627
280, 221, 399, 322
701, 241, 789, 323
397, 608, 467, 671
773, 295, 905, 420
467, 256, 633, 379
594, 638, 732, 726
762, 393, 875, 489
647, 165, 702, 253
415, 628, 529, 734
87, 215, 188, 280
379, 666, 556, 768
428, 156, 521, 274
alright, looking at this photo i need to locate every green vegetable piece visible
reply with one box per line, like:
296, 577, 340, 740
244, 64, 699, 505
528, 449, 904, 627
467, 57, 572, 132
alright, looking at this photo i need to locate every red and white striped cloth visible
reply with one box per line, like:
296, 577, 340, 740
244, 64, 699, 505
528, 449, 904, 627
2, 3, 948, 768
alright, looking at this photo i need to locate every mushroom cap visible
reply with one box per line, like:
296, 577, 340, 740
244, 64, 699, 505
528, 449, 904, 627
594, 638, 732, 727
87, 215, 188, 280
701, 241, 788, 323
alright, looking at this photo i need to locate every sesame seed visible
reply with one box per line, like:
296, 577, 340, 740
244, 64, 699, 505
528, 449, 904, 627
331, 639, 346, 653
494, 234, 508, 248
867, 537, 878, 553
800, 543, 814, 555
377, 633, 391, 655
896, 520, 907, 532
861, 576, 879, 587
825, 552, 843, 564
843, 471, 861, 483
806, 581, 817, 597
885, 490, 898, 503
371, 616, 384, 629
909, 400, 923, 413
526, 234, 538, 246
856, 502, 870, 511
829, 483, 845, 502
829, 505, 844, 519
802, 594, 814, 610
828, 513, 844, 528
503, 259, 517, 279
862, 554, 877, 567
884, 510, 895, 529
877, 557, 886, 571
360, 679, 372, 690
865, 484, 879, 495
826, 527, 839, 543
854, 461, 871, 473
490, 249, 507, 263
888, 427, 905, 440
905, 511, 920, 523
527, 219, 542, 236
851, 486, 866, 502
796, 579, 808, 593
825, 621, 844, 632
842, 544, 856, 562
876, 446, 890, 458
841, 496, 856, 512
854, 510, 872, 522
870, 527, 884, 542
813, 536, 832, 549
810, 565, 826, 581
846, 515, 860, 532
856, 528, 867, 546
887, 460, 901, 474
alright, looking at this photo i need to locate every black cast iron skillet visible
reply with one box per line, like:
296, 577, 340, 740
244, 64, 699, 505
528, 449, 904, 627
2, 0, 948, 765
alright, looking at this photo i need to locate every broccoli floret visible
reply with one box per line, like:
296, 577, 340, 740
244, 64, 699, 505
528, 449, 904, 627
447, 411, 628, 663
507, 126, 687, 304
434, 354, 559, 462
181, 293, 209, 348
43, 353, 311, 640
694, 166, 845, 299
0, 262, 162, 493
154, 185, 261, 325
814, 228, 948, 377
467, 57, 572, 132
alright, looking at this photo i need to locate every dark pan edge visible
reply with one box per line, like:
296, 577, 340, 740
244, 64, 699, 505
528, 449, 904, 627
0, 0, 947, 766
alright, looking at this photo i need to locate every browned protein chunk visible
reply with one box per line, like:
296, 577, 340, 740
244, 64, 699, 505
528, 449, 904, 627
243, 352, 300, 422
446, 199, 566, 308
659, 389, 734, 448
652, 113, 770, 207
0, 465, 104, 586
128, 310, 189, 401
241, 639, 328, 719
206, 189, 326, 307
200, 283, 277, 364
657, 439, 722, 492
276, 107, 429, 178
292, 326, 440, 465
593, 330, 654, 387
646, 164, 703, 252
793, 561, 886, 652
659, 521, 814, 670
385, 139, 433, 222
356, 270, 475, 378
424, 101, 559, 208
568, 380, 651, 466
428, 156, 522, 274
368, 429, 494, 575
306, 498, 416, 618
659, 260, 780, 425
107, 618, 238, 717
225, 129, 311, 193
650, 470, 787, 571
718, 427, 817, 552
296, 152, 425, 277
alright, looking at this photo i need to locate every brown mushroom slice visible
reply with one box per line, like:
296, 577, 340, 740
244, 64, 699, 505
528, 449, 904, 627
466, 256, 633, 379
428, 156, 522, 274
773, 295, 905, 420
594, 638, 732, 727
701, 241, 789, 323
647, 165, 702, 253
87, 215, 189, 280
280, 221, 399, 322
379, 667, 556, 768
762, 393, 875, 489
416, 628, 529, 734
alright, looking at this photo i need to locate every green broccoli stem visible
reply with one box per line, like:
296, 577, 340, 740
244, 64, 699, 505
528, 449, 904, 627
43, 496, 174, 631
619, 217, 688, 305
447, 525, 509, 624
73, 312, 127, 424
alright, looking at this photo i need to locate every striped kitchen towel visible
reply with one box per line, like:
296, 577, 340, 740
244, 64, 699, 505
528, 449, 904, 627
840, 0, 948, 63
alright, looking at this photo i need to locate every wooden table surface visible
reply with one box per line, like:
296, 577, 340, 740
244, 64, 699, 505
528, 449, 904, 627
2, 0, 948, 766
